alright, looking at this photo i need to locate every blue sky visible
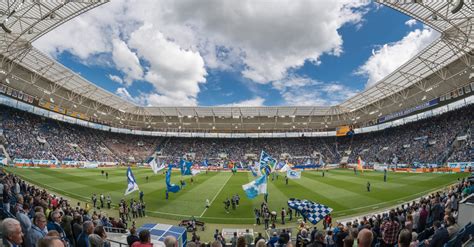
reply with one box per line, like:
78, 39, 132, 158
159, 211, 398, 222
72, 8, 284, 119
34, 1, 438, 107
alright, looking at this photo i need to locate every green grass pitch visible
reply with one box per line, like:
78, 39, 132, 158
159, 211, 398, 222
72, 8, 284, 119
7, 167, 468, 224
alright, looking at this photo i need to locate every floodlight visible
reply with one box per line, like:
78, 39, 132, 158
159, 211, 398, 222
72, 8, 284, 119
0, 23, 12, 34
451, 0, 464, 14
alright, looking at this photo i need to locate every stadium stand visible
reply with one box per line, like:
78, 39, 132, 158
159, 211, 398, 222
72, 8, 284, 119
1, 103, 472, 166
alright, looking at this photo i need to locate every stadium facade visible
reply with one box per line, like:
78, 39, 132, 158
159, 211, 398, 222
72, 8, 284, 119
0, 0, 472, 136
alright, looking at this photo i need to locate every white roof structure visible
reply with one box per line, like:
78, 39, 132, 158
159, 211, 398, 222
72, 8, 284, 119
0, 0, 472, 132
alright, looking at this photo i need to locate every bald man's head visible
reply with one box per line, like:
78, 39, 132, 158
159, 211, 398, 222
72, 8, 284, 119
357, 229, 373, 247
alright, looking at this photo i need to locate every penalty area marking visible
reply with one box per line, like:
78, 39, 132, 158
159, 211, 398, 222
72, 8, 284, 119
199, 173, 233, 218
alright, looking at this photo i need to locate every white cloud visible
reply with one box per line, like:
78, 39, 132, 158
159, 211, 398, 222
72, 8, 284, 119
128, 23, 207, 105
34, 0, 371, 106
142, 92, 198, 107
115, 87, 136, 103
108, 74, 124, 84
111, 39, 143, 85
218, 97, 265, 107
275, 76, 358, 106
357, 27, 439, 88
405, 19, 417, 27
272, 76, 321, 91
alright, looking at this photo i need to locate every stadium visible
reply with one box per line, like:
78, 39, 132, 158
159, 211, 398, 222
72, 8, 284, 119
0, 0, 473, 247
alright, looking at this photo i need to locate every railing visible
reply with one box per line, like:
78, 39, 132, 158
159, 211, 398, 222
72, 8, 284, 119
108, 239, 129, 247
104, 226, 128, 234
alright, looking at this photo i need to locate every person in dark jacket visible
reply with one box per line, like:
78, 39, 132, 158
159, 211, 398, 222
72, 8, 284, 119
424, 221, 449, 247
127, 228, 140, 246
76, 221, 94, 247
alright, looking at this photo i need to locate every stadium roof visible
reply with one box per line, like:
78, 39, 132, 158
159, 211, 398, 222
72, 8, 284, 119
0, 0, 472, 132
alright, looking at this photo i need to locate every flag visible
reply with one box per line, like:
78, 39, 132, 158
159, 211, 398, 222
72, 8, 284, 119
191, 165, 201, 176
124, 167, 139, 195
202, 159, 209, 167
319, 156, 325, 167
275, 161, 285, 171
249, 163, 259, 177
287, 169, 301, 179
280, 163, 291, 173
242, 175, 267, 199
287, 198, 333, 225
179, 159, 186, 175
184, 161, 193, 175
180, 159, 193, 176
149, 158, 165, 174
358, 156, 365, 174
259, 151, 277, 176
166, 166, 180, 193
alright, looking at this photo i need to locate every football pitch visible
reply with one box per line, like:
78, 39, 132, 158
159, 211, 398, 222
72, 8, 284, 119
7, 168, 468, 224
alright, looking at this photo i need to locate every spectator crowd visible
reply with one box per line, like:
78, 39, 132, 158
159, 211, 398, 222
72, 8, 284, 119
0, 104, 472, 166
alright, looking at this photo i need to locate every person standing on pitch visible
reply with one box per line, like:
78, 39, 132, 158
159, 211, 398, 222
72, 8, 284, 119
206, 199, 210, 208
322, 170, 325, 177
106, 195, 111, 209
285, 176, 288, 185
367, 181, 371, 192
384, 169, 387, 182
281, 208, 286, 225
105, 172, 108, 179
165, 190, 169, 200
139, 191, 144, 203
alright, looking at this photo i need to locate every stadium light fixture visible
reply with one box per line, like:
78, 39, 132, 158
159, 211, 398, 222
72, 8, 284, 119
257, 126, 261, 130
426, 87, 433, 92
118, 109, 126, 113
451, 0, 464, 14
49, 97, 54, 103
421, 95, 427, 101
5, 78, 10, 84
212, 126, 215, 130
187, 115, 193, 118
0, 23, 11, 34
378, 113, 383, 117
73, 104, 77, 108
399, 103, 403, 107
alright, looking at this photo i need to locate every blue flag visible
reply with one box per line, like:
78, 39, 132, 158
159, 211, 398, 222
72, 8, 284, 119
248, 162, 259, 177
242, 175, 267, 199
183, 161, 193, 175
166, 166, 181, 193
179, 159, 186, 175
287, 199, 333, 225
202, 159, 209, 167
125, 167, 139, 195
259, 151, 277, 176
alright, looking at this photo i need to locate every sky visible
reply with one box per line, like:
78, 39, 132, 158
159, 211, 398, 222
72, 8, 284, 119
33, 1, 440, 107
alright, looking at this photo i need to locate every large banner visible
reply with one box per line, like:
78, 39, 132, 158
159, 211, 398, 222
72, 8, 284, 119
336, 125, 354, 137
378, 98, 439, 123
448, 162, 473, 172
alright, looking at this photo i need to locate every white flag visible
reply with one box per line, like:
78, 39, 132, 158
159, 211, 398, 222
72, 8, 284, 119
287, 169, 301, 179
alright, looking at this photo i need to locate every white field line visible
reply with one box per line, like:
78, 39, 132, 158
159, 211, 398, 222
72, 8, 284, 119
199, 173, 233, 218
